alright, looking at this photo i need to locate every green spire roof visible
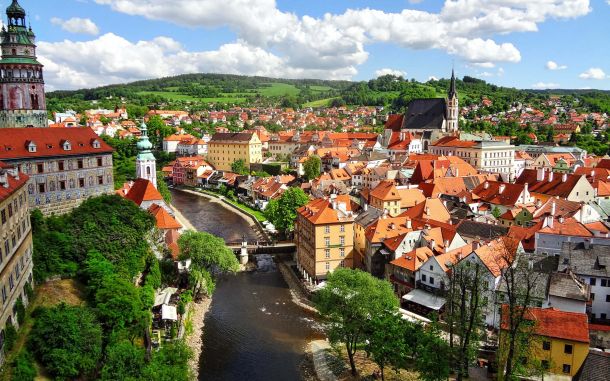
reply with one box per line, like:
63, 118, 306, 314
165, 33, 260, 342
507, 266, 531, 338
137, 122, 156, 161
6, 0, 25, 17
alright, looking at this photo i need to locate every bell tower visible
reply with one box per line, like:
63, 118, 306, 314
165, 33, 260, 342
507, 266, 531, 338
0, 0, 47, 128
136, 122, 157, 188
446, 69, 459, 133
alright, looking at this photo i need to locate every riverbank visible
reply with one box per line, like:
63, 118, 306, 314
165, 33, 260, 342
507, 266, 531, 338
277, 261, 318, 314
185, 296, 212, 375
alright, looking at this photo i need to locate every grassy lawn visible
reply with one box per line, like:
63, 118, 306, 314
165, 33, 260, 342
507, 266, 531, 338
137, 91, 202, 102
258, 83, 300, 97
304, 97, 340, 107
309, 85, 333, 92
200, 96, 249, 104
0, 279, 85, 381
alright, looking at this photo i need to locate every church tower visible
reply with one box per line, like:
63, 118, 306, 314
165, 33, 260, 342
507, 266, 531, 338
0, 0, 47, 128
136, 122, 157, 188
446, 69, 459, 133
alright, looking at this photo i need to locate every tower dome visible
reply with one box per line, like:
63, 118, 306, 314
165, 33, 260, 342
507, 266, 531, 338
6, 1, 25, 17
136, 122, 154, 151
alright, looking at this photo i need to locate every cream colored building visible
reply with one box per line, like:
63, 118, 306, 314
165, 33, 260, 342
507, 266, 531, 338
207, 132, 262, 172
295, 195, 356, 283
0, 164, 34, 365
430, 137, 515, 179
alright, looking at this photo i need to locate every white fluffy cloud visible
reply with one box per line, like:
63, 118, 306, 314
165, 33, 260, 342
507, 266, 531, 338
38, 0, 593, 89
531, 82, 560, 89
50, 17, 100, 36
579, 68, 607, 80
546, 60, 567, 70
374, 68, 407, 78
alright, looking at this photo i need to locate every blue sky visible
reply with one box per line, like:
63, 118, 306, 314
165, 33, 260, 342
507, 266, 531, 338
9, 0, 610, 91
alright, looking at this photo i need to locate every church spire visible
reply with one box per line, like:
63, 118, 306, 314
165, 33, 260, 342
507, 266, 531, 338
448, 68, 457, 100
136, 122, 157, 188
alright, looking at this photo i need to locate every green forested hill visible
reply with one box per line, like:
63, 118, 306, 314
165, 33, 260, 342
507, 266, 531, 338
45, 73, 610, 115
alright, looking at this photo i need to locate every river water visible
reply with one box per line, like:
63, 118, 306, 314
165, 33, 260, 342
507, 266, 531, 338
170, 189, 323, 381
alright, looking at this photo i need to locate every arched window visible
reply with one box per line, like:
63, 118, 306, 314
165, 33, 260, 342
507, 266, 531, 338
146, 166, 151, 176
11, 49, 16, 56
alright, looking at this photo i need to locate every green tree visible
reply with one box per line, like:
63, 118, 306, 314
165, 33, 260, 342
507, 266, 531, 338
11, 350, 37, 381
178, 230, 239, 274
366, 311, 407, 381
416, 322, 451, 381
142, 340, 192, 381
231, 159, 250, 175
303, 155, 321, 180
147, 115, 174, 149
492, 206, 502, 219
264, 187, 309, 235
101, 341, 146, 381
95, 275, 147, 336
28, 304, 103, 380
314, 268, 398, 376
157, 174, 172, 204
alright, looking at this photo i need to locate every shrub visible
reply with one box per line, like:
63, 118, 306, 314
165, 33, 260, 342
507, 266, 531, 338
11, 350, 37, 381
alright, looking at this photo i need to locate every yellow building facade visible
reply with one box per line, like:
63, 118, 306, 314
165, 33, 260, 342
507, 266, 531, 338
295, 196, 356, 283
207, 132, 262, 172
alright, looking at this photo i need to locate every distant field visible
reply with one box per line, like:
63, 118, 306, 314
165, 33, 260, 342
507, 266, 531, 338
137, 91, 201, 101
304, 97, 339, 107
309, 85, 332, 92
258, 83, 300, 97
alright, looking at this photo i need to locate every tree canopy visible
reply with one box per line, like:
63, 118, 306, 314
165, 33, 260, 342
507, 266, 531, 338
303, 155, 322, 180
264, 187, 309, 234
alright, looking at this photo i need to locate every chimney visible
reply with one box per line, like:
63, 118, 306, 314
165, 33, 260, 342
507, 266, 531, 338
425, 206, 430, 215
10, 166, 19, 180
524, 182, 528, 194
551, 201, 556, 216
429, 239, 436, 250
558, 216, 565, 224
499, 184, 506, 193
536, 167, 545, 181
444, 239, 450, 248
591, 169, 595, 177
562, 173, 567, 183
548, 170, 554, 182
484, 181, 489, 189
473, 241, 480, 250
547, 215, 554, 228
0, 171, 8, 188
406, 218, 412, 229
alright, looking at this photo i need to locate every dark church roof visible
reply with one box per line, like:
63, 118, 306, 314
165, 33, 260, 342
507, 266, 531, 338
401, 98, 448, 130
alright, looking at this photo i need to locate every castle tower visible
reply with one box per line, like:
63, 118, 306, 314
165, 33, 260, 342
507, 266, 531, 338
0, 0, 47, 128
136, 122, 157, 188
446, 69, 459, 133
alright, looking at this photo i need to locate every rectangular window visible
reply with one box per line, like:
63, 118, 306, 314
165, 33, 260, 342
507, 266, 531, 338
325, 237, 330, 247
325, 249, 330, 259
602, 279, 608, 287
1, 210, 5, 224
340, 225, 345, 233
542, 341, 550, 350
430, 277, 435, 285
562, 364, 571, 374
564, 344, 573, 354
340, 248, 345, 257
606, 295, 610, 302
59, 181, 66, 191
1, 286, 6, 304
429, 265, 433, 270
79, 178, 85, 188
58, 160, 65, 171
340, 260, 345, 268
97, 157, 103, 167
591, 278, 597, 286
325, 262, 330, 271
8, 203, 12, 217
37, 163, 44, 173
541, 360, 549, 370
324, 226, 330, 234
4, 240, 9, 257
591, 293, 595, 301
340, 236, 345, 246
38, 183, 45, 193
78, 160, 84, 169
98, 176, 104, 185
9, 274, 14, 290
422, 274, 427, 282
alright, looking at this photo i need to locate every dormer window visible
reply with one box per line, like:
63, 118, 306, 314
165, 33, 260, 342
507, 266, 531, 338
92, 139, 100, 149
27, 141, 36, 153
62, 140, 71, 151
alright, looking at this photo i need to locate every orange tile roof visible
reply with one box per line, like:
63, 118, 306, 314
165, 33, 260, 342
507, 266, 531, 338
297, 195, 356, 225
390, 246, 434, 272
399, 198, 451, 223
472, 181, 528, 207
0, 162, 29, 202
0, 128, 113, 160
148, 203, 182, 230
501, 306, 589, 343
121, 179, 164, 206
539, 217, 592, 237
397, 188, 426, 208
369, 180, 401, 201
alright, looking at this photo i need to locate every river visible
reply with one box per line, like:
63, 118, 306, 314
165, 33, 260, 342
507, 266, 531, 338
170, 189, 323, 381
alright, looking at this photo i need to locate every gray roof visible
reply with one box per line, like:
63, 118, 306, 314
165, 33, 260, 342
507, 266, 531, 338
573, 351, 610, 381
548, 271, 590, 301
559, 242, 610, 278
401, 98, 447, 130
456, 220, 508, 240
355, 206, 383, 229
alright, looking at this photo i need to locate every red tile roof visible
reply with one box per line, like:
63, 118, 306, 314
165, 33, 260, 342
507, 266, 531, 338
0, 162, 29, 202
119, 179, 164, 206
148, 203, 182, 230
501, 306, 589, 343
0, 128, 113, 160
